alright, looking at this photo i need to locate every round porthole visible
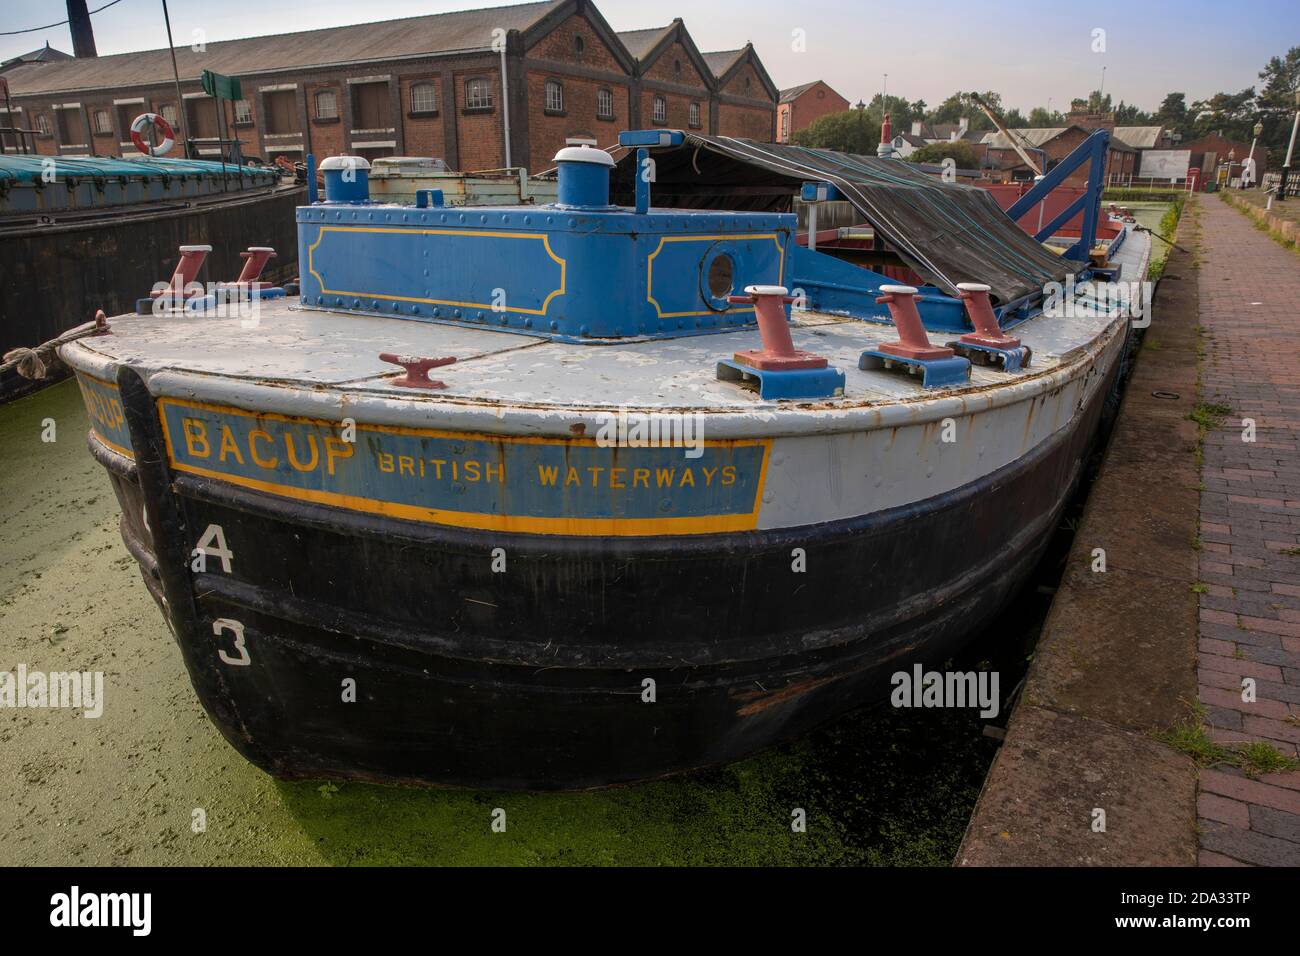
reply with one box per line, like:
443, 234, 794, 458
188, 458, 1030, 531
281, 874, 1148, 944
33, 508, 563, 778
699, 243, 736, 311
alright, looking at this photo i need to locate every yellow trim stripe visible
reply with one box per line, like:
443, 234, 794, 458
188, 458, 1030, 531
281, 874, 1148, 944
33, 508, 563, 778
157, 397, 772, 537
646, 234, 786, 318
307, 225, 566, 316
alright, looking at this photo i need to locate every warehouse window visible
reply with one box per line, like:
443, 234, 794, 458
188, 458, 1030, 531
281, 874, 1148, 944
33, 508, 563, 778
545, 80, 564, 114
596, 88, 614, 120
315, 89, 338, 120
410, 82, 438, 115
465, 78, 493, 111
159, 103, 178, 127
35, 114, 51, 136
689, 102, 701, 128
652, 96, 666, 124
574, 34, 585, 56
93, 110, 112, 134
233, 99, 252, 124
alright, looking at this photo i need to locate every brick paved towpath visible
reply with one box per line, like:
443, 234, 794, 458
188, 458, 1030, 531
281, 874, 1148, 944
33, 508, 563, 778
1195, 196, 1300, 866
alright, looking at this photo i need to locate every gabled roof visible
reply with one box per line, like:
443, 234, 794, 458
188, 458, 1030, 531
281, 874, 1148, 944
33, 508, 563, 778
525, 0, 638, 75
1112, 125, 1165, 149
1, 43, 74, 72
3, 0, 562, 96
779, 81, 820, 104
702, 44, 777, 101
616, 26, 672, 61
981, 125, 1135, 154
892, 132, 927, 147
912, 121, 972, 141
701, 49, 744, 77
616, 18, 714, 86
979, 127, 1071, 149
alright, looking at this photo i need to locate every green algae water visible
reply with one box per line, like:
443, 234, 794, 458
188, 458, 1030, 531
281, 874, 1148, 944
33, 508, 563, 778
0, 379, 1060, 866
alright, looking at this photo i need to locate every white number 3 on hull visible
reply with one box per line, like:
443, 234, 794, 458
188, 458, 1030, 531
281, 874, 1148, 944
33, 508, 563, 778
212, 618, 251, 666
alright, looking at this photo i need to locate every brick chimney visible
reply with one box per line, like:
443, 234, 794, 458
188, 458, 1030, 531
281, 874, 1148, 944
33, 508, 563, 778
1066, 105, 1114, 132
67, 0, 98, 58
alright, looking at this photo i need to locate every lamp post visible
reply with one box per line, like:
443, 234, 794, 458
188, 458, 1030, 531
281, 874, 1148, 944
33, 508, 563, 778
1242, 121, 1263, 188
1280, 90, 1300, 202
1226, 148, 1235, 188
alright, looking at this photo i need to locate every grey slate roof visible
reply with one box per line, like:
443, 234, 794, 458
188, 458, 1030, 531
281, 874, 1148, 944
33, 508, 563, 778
778, 81, 819, 104
1, 43, 74, 71
701, 49, 744, 77
979, 127, 1071, 148
3, 0, 559, 96
980, 125, 1136, 153
616, 26, 671, 61
1112, 126, 1165, 149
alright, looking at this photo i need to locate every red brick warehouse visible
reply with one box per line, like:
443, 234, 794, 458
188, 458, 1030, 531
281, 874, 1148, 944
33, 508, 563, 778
776, 80, 849, 143
0, 0, 778, 174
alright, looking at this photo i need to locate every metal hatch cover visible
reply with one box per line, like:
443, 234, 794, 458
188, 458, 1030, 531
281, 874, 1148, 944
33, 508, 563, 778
610, 133, 1075, 304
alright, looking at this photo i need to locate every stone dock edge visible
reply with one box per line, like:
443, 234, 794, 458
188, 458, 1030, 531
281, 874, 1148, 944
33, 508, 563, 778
957, 208, 1202, 866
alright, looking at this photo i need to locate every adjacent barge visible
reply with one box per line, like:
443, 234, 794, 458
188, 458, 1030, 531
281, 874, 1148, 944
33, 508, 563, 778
59, 129, 1149, 789
0, 154, 295, 401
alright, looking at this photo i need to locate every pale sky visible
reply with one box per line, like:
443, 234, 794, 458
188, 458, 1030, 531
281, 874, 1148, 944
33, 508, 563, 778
2, 0, 1295, 114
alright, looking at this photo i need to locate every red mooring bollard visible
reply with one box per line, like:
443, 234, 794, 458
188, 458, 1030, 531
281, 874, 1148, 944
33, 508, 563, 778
727, 285, 829, 370
873, 284, 954, 360
233, 246, 277, 288
955, 282, 1021, 350
379, 352, 457, 389
153, 244, 212, 300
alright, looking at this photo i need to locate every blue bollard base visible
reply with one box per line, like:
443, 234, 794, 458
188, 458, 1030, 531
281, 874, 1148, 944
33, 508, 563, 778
946, 342, 1032, 373
716, 360, 846, 400
858, 350, 971, 388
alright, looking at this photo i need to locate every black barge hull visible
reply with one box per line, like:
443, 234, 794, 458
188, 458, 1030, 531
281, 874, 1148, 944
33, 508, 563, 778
92, 360, 1118, 791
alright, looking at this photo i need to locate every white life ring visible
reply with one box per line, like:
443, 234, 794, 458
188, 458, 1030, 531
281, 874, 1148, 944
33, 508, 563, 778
130, 113, 175, 157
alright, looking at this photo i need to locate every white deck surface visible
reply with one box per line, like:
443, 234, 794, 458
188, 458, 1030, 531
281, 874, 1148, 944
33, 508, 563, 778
71, 229, 1150, 412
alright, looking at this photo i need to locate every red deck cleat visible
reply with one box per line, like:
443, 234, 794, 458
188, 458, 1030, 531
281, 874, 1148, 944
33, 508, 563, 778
955, 282, 1021, 350
379, 352, 456, 389
873, 285, 955, 360
727, 285, 830, 371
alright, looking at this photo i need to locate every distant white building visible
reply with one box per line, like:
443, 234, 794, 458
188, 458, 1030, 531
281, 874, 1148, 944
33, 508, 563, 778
890, 131, 928, 158
911, 117, 973, 143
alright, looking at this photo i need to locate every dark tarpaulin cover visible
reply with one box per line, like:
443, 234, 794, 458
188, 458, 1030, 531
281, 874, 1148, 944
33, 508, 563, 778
609, 134, 1074, 303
